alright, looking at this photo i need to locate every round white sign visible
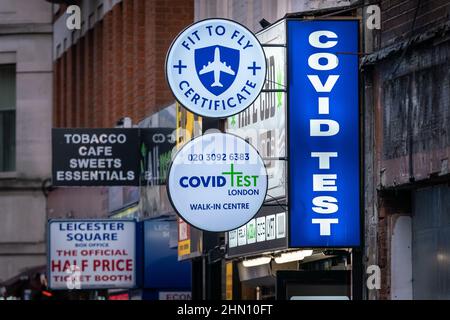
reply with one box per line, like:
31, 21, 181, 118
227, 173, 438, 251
166, 19, 266, 118
167, 133, 268, 232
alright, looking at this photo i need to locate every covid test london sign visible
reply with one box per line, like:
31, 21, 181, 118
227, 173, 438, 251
48, 219, 136, 290
166, 19, 266, 118
167, 133, 268, 232
288, 20, 360, 247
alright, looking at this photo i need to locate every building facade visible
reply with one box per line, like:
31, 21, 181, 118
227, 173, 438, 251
194, 0, 355, 32
52, 0, 194, 128
193, 0, 450, 300
363, 0, 450, 300
191, 0, 361, 301
49, 0, 194, 220
2, 0, 448, 300
0, 0, 53, 288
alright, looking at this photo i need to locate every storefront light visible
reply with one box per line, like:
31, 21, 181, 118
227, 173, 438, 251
274, 250, 314, 264
302, 250, 313, 258
242, 256, 272, 267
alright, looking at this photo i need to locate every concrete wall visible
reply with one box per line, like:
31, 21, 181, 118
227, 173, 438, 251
194, 0, 354, 30
47, 187, 108, 219
0, 0, 51, 24
53, 0, 123, 59
0, 190, 47, 280
0, 0, 53, 283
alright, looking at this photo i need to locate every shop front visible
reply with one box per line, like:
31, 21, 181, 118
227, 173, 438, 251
222, 16, 361, 300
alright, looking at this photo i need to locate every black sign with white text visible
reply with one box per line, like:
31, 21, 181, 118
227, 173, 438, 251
52, 128, 140, 186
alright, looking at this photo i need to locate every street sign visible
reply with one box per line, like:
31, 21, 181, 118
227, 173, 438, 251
166, 19, 266, 118
288, 20, 360, 247
167, 132, 268, 232
52, 128, 140, 186
48, 219, 136, 290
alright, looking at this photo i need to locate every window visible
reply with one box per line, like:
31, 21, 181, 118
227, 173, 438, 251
0, 64, 16, 172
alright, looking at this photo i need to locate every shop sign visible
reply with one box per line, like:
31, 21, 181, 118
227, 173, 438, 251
177, 216, 202, 261
288, 20, 360, 247
139, 128, 177, 219
226, 20, 286, 199
227, 206, 287, 258
48, 219, 136, 289
175, 104, 204, 261
108, 293, 129, 300
52, 128, 140, 186
159, 291, 192, 300
166, 19, 266, 118
140, 128, 176, 186
225, 262, 233, 300
177, 218, 191, 257
167, 133, 268, 232
143, 219, 191, 290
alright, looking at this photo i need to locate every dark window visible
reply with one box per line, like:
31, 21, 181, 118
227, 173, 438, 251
0, 64, 16, 171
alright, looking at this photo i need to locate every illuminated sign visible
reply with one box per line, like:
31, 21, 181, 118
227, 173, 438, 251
167, 133, 268, 232
227, 20, 287, 199
143, 219, 191, 291
288, 20, 360, 247
140, 128, 176, 186
166, 19, 266, 118
48, 219, 136, 289
227, 206, 287, 258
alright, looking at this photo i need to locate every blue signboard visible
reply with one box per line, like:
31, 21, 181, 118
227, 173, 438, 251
143, 219, 191, 296
288, 20, 360, 247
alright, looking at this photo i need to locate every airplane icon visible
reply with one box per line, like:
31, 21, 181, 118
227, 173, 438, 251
198, 47, 236, 87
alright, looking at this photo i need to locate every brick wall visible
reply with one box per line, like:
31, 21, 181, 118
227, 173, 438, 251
380, 0, 450, 47
364, 0, 450, 299
53, 0, 194, 128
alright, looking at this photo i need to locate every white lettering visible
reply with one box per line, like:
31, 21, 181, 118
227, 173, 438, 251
66, 5, 81, 30
310, 119, 340, 136
313, 174, 337, 191
312, 196, 338, 214
311, 152, 338, 169
309, 30, 338, 48
307, 75, 339, 92
318, 97, 330, 114
311, 218, 339, 236
366, 5, 381, 30
308, 53, 339, 71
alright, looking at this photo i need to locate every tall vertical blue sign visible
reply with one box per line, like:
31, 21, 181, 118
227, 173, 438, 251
288, 20, 360, 247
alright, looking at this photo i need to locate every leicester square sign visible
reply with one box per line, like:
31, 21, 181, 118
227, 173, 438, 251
48, 219, 136, 290
167, 133, 268, 232
166, 19, 266, 118
288, 20, 361, 247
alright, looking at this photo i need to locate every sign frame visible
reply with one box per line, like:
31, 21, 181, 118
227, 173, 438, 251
47, 218, 138, 290
286, 18, 362, 248
165, 18, 268, 119
166, 132, 269, 233
226, 205, 288, 258
52, 128, 141, 187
